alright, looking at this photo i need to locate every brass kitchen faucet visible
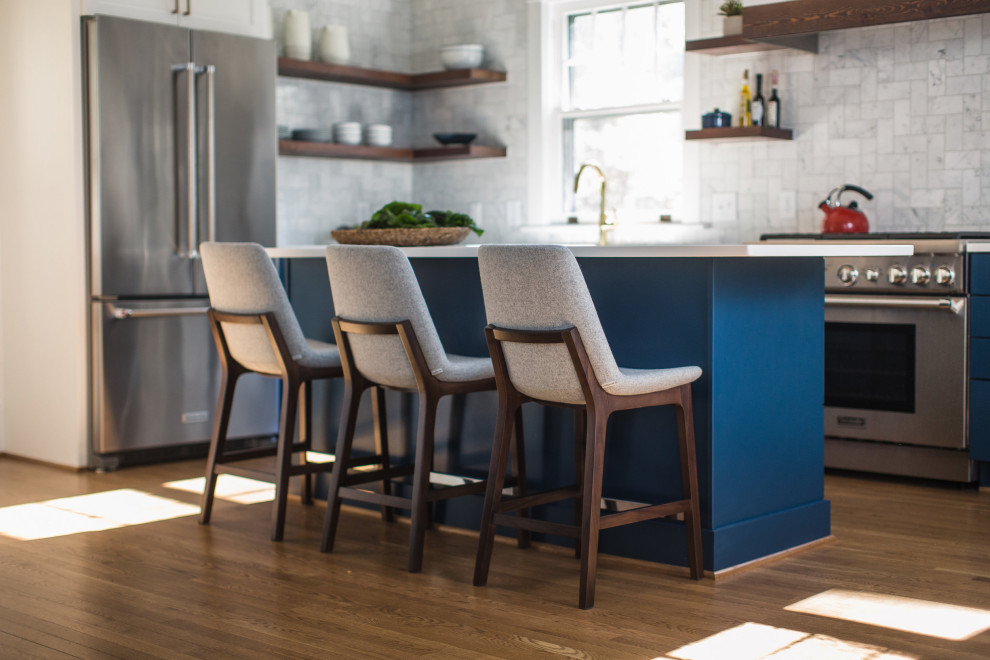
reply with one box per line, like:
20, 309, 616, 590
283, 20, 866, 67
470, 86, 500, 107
574, 163, 614, 246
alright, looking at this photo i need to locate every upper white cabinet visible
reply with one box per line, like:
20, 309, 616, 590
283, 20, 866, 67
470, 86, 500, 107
81, 0, 271, 38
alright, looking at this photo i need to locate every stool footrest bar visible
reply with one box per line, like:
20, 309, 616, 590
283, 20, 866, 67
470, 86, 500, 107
339, 487, 410, 510
497, 486, 580, 513
598, 500, 691, 529
493, 513, 581, 539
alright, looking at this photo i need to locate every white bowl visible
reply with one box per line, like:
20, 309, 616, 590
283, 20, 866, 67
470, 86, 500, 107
440, 44, 484, 70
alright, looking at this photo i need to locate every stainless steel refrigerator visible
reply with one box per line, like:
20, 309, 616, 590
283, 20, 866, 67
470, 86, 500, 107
84, 15, 278, 468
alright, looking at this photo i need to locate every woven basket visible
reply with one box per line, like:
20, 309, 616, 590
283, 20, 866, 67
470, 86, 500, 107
330, 226, 472, 247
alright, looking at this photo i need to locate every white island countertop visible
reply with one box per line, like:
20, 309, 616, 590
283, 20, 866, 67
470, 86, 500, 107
266, 243, 913, 259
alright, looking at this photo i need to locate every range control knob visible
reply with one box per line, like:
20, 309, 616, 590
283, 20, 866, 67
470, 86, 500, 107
888, 266, 907, 285
837, 265, 859, 286
865, 268, 880, 282
934, 266, 955, 286
910, 266, 931, 286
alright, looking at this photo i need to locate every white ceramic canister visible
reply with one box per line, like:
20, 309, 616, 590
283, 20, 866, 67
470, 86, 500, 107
283, 10, 312, 60
319, 25, 351, 65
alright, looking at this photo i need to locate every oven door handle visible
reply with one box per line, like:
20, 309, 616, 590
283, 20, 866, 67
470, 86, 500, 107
824, 295, 965, 315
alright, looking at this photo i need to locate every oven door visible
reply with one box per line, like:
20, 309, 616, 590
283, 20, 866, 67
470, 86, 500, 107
824, 295, 967, 449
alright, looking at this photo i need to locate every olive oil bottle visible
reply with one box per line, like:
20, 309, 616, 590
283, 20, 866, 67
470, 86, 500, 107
738, 69, 751, 127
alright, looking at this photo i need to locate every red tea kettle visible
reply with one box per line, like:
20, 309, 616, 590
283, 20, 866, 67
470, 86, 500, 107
820, 184, 874, 233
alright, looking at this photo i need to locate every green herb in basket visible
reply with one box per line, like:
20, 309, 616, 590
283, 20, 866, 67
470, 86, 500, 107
359, 201, 483, 237
426, 210, 483, 237
361, 201, 433, 229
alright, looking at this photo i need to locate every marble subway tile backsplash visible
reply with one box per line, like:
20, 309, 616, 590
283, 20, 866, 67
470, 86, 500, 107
411, 0, 529, 244
697, 15, 990, 241
271, 0, 529, 245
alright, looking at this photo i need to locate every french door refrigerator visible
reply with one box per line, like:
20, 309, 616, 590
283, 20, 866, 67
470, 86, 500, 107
84, 15, 278, 468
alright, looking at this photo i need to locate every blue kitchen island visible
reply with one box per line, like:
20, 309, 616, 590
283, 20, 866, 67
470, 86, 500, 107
269, 243, 910, 573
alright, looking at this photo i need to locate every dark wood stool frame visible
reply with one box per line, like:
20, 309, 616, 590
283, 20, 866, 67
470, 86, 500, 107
474, 325, 704, 609
200, 309, 346, 542
321, 317, 529, 573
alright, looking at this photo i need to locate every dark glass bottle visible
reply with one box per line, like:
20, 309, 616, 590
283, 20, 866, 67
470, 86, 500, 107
750, 73, 765, 126
767, 87, 781, 128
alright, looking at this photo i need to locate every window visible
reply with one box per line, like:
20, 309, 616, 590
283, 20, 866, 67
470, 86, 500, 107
540, 0, 685, 225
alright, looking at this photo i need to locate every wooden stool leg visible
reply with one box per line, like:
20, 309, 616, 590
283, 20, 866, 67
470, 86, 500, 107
408, 393, 438, 573
372, 386, 394, 522
511, 406, 530, 549
676, 385, 704, 580
473, 397, 517, 587
300, 381, 314, 506
578, 407, 608, 610
320, 381, 362, 553
200, 367, 240, 525
271, 374, 300, 542
573, 407, 587, 559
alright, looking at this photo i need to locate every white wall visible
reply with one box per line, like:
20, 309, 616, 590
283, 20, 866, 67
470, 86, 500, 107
694, 15, 990, 241
0, 0, 89, 467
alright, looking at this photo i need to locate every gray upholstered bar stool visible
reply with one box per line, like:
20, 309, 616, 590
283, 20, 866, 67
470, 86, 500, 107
473, 244, 704, 609
322, 245, 527, 573
200, 242, 343, 541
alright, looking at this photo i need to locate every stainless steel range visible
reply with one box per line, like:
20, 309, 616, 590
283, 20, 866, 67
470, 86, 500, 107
762, 232, 990, 482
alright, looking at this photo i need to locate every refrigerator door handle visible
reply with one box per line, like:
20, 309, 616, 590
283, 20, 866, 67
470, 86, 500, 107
109, 304, 210, 319
197, 64, 217, 243
178, 62, 199, 260
184, 0, 192, 17
171, 0, 180, 14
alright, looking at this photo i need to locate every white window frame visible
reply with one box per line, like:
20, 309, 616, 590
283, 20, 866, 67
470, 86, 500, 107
527, 0, 700, 227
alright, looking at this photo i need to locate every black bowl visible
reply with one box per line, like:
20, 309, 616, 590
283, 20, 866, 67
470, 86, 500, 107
433, 132, 477, 145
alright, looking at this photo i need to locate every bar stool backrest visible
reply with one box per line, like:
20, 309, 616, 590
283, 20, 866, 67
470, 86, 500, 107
477, 244, 621, 405
200, 242, 309, 375
325, 245, 449, 390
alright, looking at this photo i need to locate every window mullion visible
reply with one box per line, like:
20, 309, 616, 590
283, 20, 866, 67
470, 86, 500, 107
561, 102, 680, 120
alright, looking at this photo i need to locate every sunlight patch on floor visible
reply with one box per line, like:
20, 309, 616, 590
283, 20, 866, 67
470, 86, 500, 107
661, 622, 916, 660
0, 489, 200, 540
786, 589, 990, 641
163, 475, 275, 504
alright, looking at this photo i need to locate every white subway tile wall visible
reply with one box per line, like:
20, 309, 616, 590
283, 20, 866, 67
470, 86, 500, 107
271, 0, 529, 245
410, 0, 529, 244
696, 16, 990, 241
271, 0, 415, 245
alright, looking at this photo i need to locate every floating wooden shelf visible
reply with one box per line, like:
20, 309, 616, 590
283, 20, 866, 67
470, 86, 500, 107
277, 57, 507, 90
689, 0, 990, 55
278, 140, 506, 162
685, 126, 793, 141
412, 144, 507, 162
686, 35, 790, 55
744, 0, 990, 40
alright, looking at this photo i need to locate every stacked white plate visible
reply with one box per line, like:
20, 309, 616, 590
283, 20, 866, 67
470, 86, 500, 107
333, 121, 362, 145
365, 124, 393, 147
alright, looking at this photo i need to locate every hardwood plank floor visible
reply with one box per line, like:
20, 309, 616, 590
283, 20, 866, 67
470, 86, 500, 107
0, 456, 988, 659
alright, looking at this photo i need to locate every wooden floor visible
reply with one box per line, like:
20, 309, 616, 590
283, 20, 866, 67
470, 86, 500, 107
0, 457, 989, 659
